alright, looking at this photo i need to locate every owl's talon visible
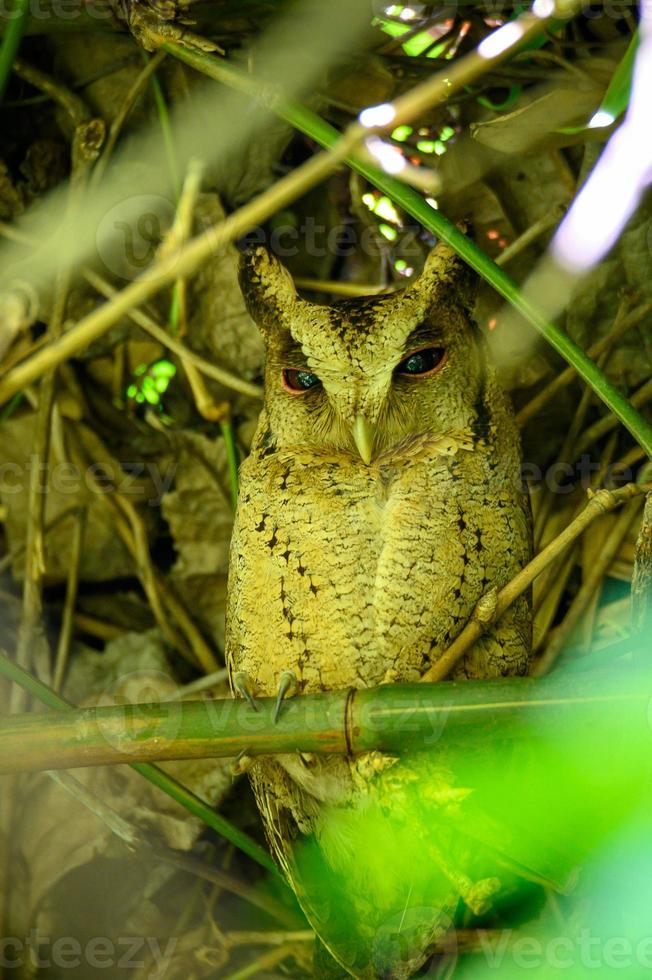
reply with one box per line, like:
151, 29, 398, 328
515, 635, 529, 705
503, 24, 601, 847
273, 670, 298, 724
233, 671, 259, 712
232, 747, 253, 775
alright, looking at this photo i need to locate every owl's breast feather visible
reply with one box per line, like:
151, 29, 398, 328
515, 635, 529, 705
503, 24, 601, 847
230, 434, 505, 695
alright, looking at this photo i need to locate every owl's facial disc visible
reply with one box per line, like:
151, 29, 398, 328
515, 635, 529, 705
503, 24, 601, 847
279, 363, 377, 463
276, 336, 450, 464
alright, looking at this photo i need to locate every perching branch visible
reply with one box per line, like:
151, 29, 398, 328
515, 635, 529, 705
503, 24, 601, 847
0, 648, 278, 877
0, 649, 649, 775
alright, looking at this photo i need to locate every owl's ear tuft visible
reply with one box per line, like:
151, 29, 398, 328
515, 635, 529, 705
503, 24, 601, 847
239, 246, 297, 340
413, 238, 478, 317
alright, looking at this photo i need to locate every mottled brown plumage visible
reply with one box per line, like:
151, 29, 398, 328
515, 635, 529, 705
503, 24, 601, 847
225, 243, 532, 977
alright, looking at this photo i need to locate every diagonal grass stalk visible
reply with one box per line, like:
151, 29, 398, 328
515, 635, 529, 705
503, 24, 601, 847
164, 42, 652, 459
0, 648, 281, 878
0, 0, 30, 102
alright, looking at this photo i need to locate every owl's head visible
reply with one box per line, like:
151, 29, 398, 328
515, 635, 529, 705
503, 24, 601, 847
239, 243, 485, 464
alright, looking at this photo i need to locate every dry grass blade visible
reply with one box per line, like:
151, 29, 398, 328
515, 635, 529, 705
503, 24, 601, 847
420, 484, 648, 684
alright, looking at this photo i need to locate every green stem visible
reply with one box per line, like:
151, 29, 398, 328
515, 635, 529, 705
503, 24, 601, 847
168, 280, 182, 334
145, 51, 181, 200
221, 418, 239, 510
0, 648, 280, 878
0, 0, 31, 102
164, 43, 652, 459
0, 391, 23, 423
1, 648, 650, 772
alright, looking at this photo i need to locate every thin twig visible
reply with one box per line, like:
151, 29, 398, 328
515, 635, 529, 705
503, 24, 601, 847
91, 50, 166, 188
83, 269, 262, 399
532, 545, 578, 654
533, 497, 643, 676
533, 298, 630, 548
420, 484, 648, 683
611, 444, 647, 476
46, 769, 141, 845
512, 47, 594, 83
72, 612, 126, 643
11, 381, 54, 706
223, 931, 314, 947
12, 56, 91, 125
574, 375, 652, 456
516, 301, 652, 428
0, 647, 280, 878
71, 403, 221, 671
0, 504, 82, 576
632, 493, 652, 634
164, 668, 229, 700
156, 574, 221, 674
219, 943, 298, 980
495, 208, 565, 267
53, 506, 86, 691
160, 161, 238, 442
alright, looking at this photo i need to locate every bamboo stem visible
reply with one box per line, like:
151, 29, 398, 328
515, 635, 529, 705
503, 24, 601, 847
0, 648, 279, 876
0, 649, 650, 774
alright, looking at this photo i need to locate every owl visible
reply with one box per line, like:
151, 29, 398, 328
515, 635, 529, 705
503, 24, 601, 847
225, 242, 532, 978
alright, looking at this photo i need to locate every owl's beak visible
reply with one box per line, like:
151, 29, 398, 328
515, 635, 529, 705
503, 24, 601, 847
352, 414, 376, 465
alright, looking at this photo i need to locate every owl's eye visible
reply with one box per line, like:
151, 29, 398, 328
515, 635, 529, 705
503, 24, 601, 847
282, 368, 322, 394
395, 347, 447, 378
